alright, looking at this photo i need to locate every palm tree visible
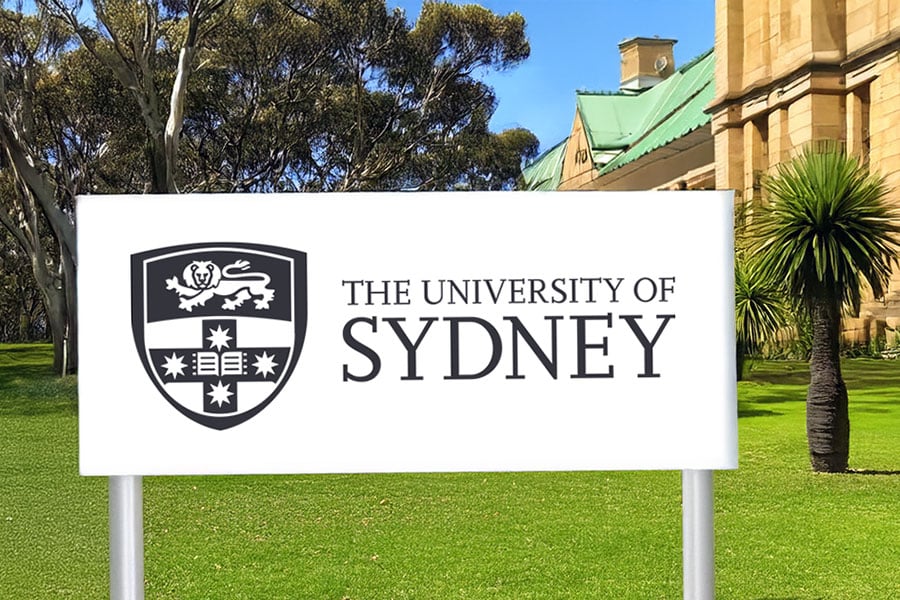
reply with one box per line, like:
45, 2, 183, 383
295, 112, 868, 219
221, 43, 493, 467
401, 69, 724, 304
734, 254, 788, 380
752, 141, 900, 472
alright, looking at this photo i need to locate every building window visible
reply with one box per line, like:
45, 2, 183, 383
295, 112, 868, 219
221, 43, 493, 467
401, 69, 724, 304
854, 84, 871, 168
753, 115, 769, 175
749, 115, 769, 206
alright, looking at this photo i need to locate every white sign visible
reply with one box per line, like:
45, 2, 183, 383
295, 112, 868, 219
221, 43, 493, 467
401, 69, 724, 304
78, 192, 737, 475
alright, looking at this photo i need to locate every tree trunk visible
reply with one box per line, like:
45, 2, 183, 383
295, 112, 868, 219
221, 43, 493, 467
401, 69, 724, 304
61, 248, 77, 374
806, 297, 850, 472
19, 312, 30, 342
26, 242, 73, 375
41, 284, 68, 375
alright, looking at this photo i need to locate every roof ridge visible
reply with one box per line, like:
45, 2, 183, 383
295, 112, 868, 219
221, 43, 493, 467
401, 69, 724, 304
523, 138, 567, 170
614, 78, 712, 157
576, 89, 641, 97
606, 49, 714, 148
675, 47, 714, 74
599, 75, 714, 174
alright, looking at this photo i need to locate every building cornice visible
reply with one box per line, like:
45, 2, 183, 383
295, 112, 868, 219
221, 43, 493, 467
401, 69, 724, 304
843, 29, 900, 72
706, 59, 843, 116
708, 29, 900, 117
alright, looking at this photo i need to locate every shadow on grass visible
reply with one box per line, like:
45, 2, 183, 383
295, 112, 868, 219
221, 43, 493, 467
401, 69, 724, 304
744, 361, 809, 386
852, 406, 891, 414
0, 346, 57, 384
847, 390, 900, 404
738, 407, 782, 418
848, 469, 900, 476
0, 391, 77, 417
843, 376, 900, 388
748, 373, 809, 386
750, 393, 804, 405
0, 344, 76, 418
745, 358, 900, 388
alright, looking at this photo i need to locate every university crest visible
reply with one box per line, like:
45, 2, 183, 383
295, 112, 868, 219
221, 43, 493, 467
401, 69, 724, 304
132, 243, 307, 430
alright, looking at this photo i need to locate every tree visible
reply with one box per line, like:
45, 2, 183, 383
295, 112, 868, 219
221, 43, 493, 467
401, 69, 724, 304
0, 225, 47, 342
0, 6, 78, 373
178, 0, 332, 191
734, 254, 788, 380
1, 0, 539, 375
734, 203, 790, 380
274, 0, 535, 191
40, 0, 232, 194
751, 142, 900, 472
34, 0, 536, 195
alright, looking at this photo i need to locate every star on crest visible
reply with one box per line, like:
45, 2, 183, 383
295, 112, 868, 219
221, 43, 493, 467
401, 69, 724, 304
252, 351, 278, 378
207, 380, 233, 407
161, 352, 187, 378
206, 325, 232, 350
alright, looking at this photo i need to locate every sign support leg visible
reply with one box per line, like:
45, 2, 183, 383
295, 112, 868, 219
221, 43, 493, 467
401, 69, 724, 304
110, 475, 144, 600
682, 469, 714, 600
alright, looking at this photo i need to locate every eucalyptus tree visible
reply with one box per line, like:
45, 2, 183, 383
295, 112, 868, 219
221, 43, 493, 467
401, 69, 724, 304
1, 0, 538, 375
1, 3, 146, 371
39, 0, 233, 193
30, 0, 535, 194
277, 0, 536, 190
752, 142, 900, 472
177, 0, 331, 191
172, 0, 536, 191
0, 6, 79, 372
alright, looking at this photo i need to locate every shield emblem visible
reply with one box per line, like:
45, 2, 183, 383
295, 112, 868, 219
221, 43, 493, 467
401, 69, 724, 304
131, 243, 307, 430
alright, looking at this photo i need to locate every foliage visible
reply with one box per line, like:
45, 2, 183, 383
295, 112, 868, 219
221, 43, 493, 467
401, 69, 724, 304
751, 141, 900, 472
0, 229, 47, 342
3, 346, 900, 598
733, 201, 790, 379
0, 7, 78, 373
767, 308, 813, 361
753, 141, 900, 313
180, 0, 538, 191
0, 0, 539, 376
734, 252, 789, 378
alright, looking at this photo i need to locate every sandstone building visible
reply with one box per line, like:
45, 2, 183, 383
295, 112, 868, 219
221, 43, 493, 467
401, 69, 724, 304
710, 0, 900, 344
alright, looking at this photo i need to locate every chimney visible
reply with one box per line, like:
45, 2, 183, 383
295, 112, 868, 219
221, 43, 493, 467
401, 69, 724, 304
618, 37, 677, 91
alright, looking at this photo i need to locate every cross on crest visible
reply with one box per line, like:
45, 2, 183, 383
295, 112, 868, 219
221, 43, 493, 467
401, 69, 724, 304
132, 243, 307, 430
149, 319, 290, 414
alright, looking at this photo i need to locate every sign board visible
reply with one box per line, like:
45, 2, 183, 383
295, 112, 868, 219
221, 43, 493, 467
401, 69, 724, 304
78, 192, 737, 475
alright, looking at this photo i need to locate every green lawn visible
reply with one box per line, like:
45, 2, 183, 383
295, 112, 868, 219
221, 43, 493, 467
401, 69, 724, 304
1, 345, 898, 599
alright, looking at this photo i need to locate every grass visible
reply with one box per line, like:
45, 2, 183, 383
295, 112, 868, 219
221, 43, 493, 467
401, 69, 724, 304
1, 344, 899, 599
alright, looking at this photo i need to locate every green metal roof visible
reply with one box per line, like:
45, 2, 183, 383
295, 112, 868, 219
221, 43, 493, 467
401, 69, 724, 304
576, 92, 645, 150
598, 49, 715, 174
521, 49, 714, 190
520, 138, 567, 191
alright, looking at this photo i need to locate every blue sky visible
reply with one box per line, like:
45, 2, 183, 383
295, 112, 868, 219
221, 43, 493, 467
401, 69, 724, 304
389, 0, 715, 153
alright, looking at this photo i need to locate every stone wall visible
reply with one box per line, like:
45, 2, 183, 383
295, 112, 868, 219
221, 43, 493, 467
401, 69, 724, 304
712, 0, 900, 346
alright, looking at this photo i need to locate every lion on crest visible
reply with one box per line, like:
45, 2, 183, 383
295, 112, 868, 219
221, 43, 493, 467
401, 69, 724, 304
165, 259, 274, 312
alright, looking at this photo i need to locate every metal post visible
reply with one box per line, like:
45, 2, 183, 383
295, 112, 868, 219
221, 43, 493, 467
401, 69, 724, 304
682, 469, 714, 600
109, 475, 144, 600
682, 469, 695, 598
